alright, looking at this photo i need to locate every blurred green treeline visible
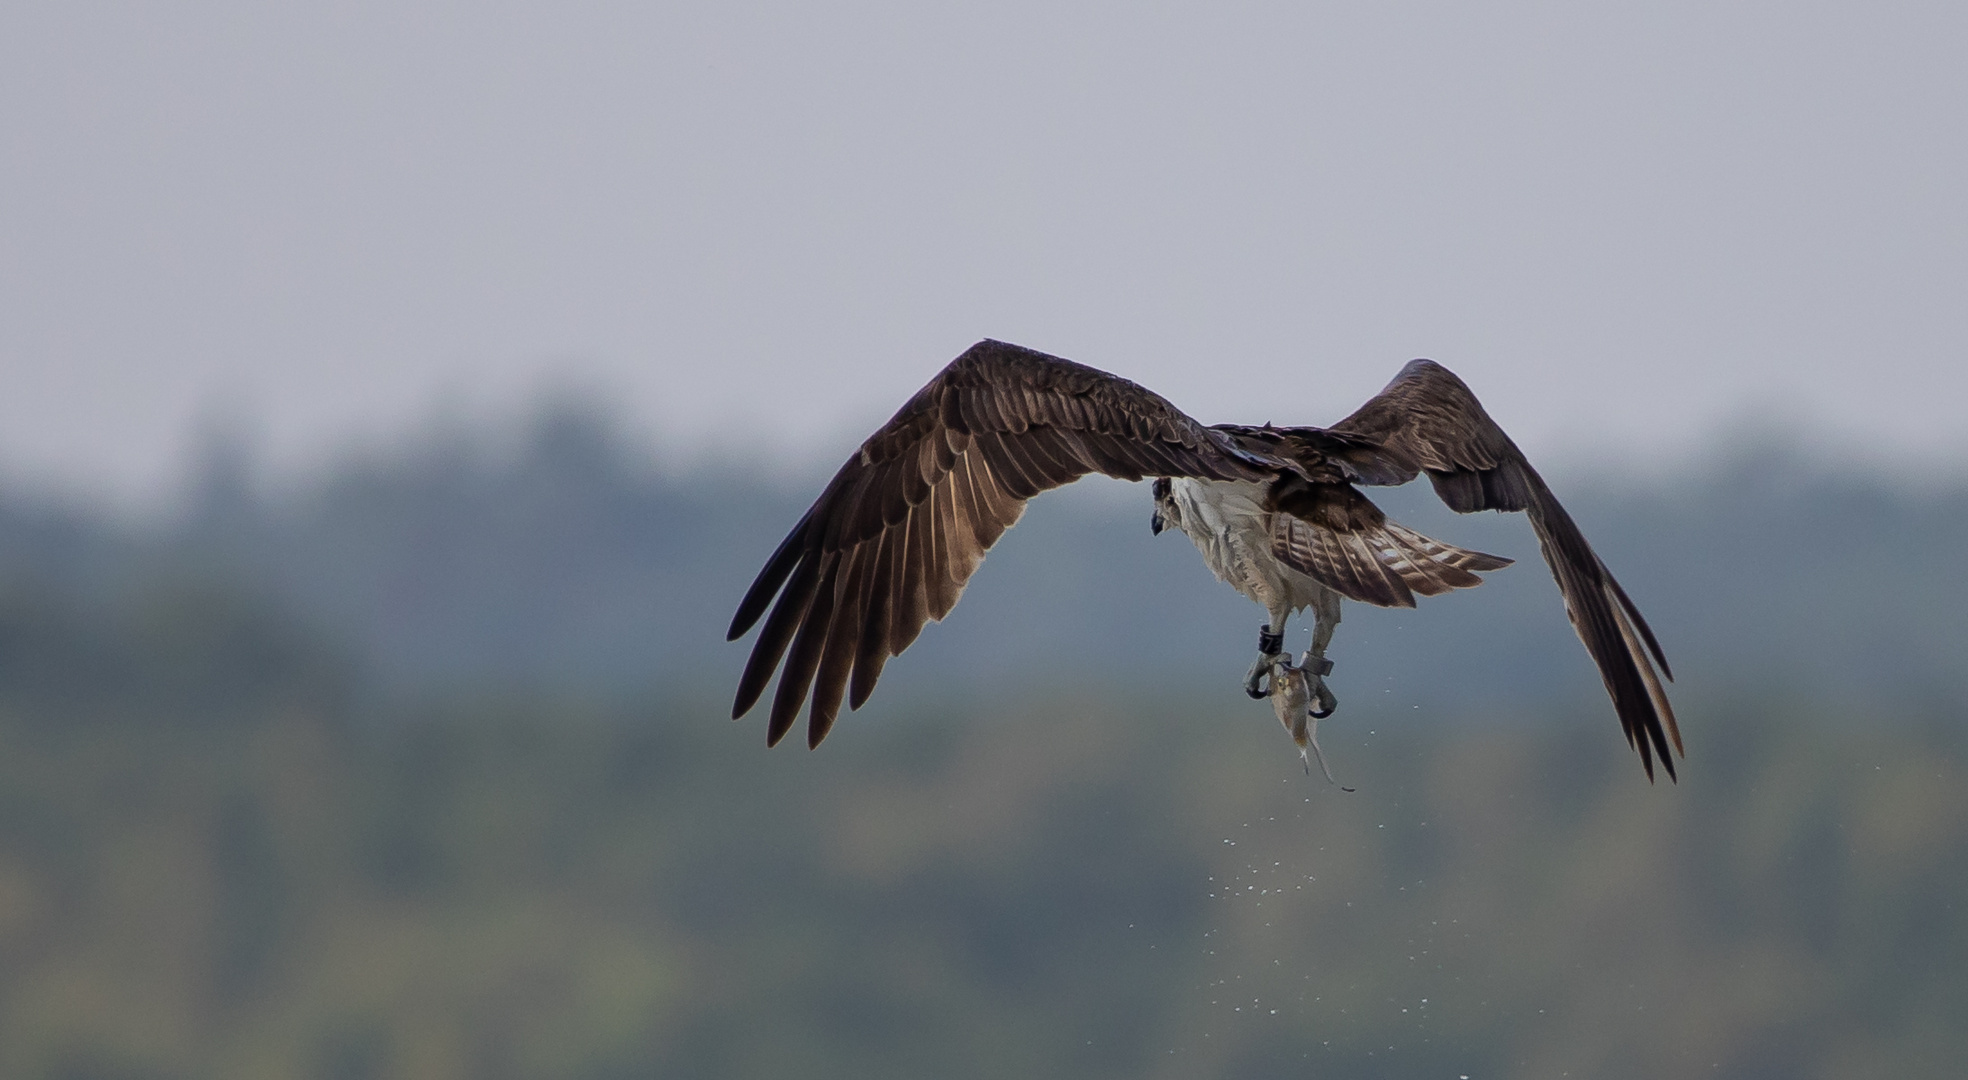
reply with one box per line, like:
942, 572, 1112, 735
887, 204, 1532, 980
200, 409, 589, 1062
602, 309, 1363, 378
0, 404, 1964, 1078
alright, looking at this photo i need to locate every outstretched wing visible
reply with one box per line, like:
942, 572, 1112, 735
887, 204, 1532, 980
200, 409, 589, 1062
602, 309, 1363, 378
1329, 360, 1682, 782
729, 340, 1274, 749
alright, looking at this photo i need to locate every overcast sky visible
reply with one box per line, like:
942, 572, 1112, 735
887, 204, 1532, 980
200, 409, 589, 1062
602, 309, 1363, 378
3, 1, 1964, 502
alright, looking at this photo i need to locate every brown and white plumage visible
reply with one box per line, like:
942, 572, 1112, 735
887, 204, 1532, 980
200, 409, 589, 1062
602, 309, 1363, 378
728, 341, 1682, 781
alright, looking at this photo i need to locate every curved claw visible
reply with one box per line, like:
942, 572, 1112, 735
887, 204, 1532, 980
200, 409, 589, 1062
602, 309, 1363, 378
1309, 679, 1338, 719
1242, 651, 1273, 699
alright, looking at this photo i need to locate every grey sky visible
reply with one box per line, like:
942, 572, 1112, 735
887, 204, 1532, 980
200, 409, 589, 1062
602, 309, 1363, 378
3, 1, 1964, 501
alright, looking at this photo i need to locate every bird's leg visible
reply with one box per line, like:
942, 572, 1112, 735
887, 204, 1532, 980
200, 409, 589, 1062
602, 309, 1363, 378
1243, 609, 1290, 699
1300, 590, 1342, 718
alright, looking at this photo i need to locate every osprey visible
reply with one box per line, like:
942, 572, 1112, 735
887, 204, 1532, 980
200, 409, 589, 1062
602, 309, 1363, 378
728, 340, 1682, 781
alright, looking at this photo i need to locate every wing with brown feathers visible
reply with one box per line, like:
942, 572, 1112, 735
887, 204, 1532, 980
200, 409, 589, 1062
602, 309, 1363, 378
1328, 359, 1682, 781
728, 340, 1275, 749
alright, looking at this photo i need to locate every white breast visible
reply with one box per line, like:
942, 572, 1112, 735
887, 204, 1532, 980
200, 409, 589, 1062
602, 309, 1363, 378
1170, 478, 1328, 616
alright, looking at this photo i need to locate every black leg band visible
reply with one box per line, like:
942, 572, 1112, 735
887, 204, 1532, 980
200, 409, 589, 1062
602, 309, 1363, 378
1257, 627, 1284, 656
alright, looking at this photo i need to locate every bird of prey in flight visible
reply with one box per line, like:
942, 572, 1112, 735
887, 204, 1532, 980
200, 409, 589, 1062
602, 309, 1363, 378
728, 340, 1682, 781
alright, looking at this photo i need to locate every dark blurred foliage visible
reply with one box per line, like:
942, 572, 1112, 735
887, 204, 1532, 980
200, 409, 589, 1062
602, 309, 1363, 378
0, 679, 1962, 1079
0, 401, 1962, 1078
98, 401, 1968, 715
0, 581, 351, 727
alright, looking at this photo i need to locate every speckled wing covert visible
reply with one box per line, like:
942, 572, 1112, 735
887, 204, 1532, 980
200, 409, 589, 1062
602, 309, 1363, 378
1327, 359, 1683, 781
726, 340, 1274, 749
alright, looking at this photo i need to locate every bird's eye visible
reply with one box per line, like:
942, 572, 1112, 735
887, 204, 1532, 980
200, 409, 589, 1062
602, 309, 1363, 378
1152, 477, 1171, 500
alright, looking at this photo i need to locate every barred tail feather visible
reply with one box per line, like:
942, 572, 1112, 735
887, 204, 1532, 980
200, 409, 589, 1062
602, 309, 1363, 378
1272, 513, 1511, 608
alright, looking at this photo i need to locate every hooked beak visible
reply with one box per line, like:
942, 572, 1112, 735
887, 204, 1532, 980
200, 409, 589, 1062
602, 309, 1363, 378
1150, 511, 1164, 536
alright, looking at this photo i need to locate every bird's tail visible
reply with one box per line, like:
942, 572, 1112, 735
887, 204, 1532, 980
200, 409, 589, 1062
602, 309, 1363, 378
1273, 512, 1512, 608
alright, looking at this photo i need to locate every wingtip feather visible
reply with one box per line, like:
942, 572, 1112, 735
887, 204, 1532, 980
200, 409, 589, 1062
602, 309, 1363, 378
1606, 580, 1680, 781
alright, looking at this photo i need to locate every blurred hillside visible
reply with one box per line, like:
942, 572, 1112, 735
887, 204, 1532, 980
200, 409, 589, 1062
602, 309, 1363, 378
4, 399, 1962, 715
0, 649, 1961, 1079
0, 403, 1964, 1079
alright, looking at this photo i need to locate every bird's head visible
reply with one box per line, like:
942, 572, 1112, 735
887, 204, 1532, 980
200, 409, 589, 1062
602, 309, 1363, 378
1150, 477, 1178, 536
